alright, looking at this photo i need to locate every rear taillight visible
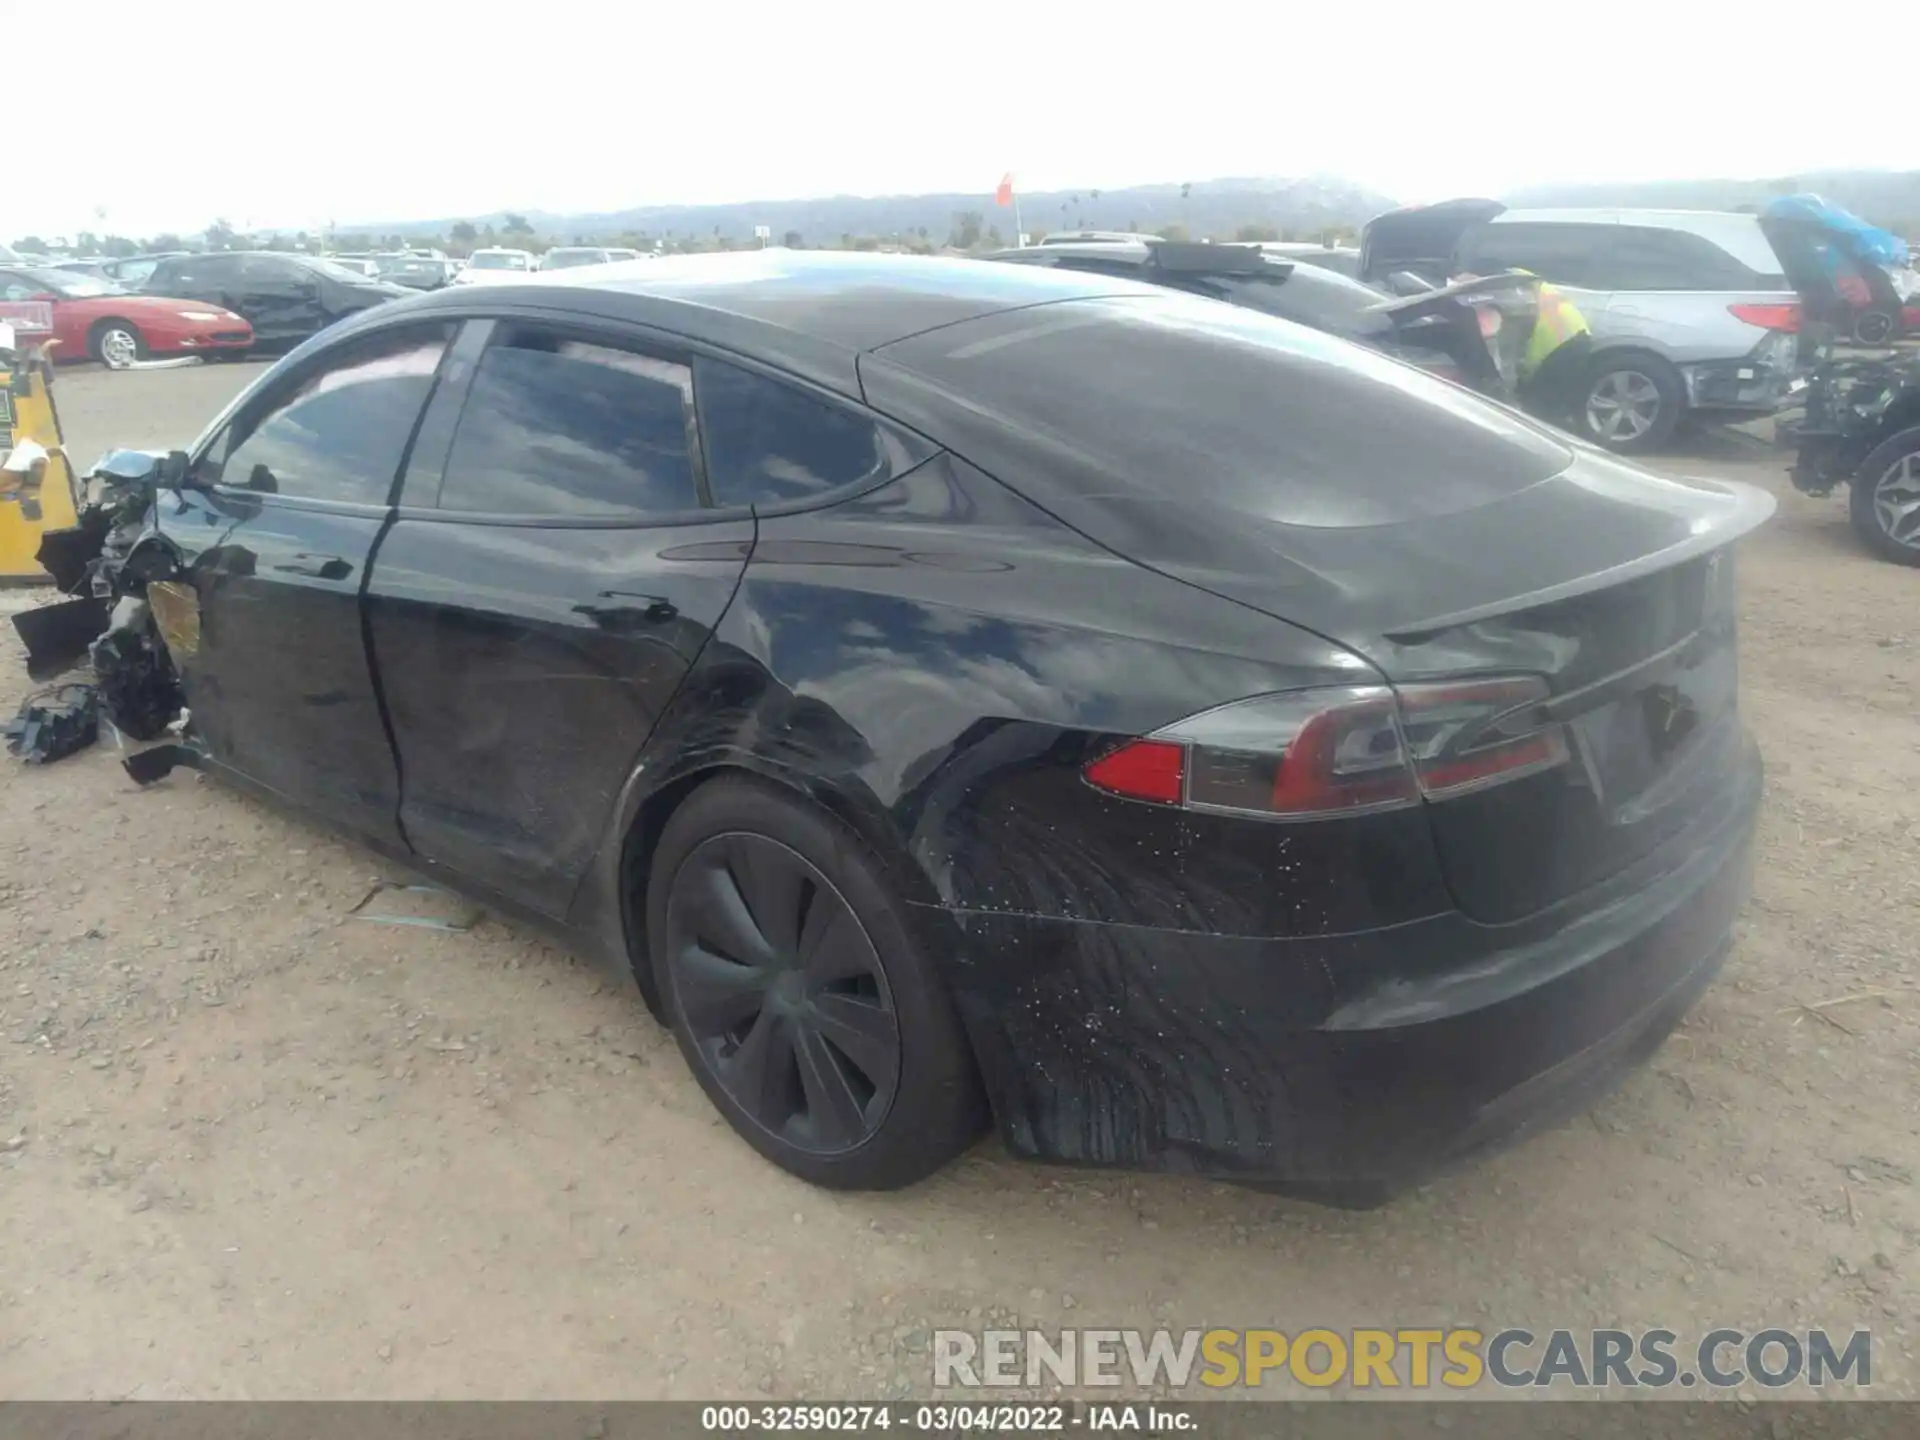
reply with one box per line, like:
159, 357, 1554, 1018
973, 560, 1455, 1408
1729, 302, 1800, 332
1083, 679, 1569, 818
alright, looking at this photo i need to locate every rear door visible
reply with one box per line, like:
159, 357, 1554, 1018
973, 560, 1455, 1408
143, 254, 243, 310
1583, 224, 1793, 364
237, 256, 326, 344
364, 318, 756, 916
164, 321, 455, 843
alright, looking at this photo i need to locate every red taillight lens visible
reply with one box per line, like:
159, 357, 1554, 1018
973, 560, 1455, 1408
1728, 302, 1800, 333
1082, 739, 1185, 805
1082, 679, 1569, 818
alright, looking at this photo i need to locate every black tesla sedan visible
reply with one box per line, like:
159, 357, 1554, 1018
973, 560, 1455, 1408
58, 252, 1770, 1203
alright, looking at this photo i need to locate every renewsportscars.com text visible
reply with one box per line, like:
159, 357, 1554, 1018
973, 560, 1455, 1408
933, 1327, 1872, 1391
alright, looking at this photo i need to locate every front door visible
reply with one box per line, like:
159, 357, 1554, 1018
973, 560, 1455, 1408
163, 321, 456, 844
235, 257, 325, 347
365, 319, 753, 916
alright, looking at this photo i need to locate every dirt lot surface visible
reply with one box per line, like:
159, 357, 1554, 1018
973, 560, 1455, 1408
1, 363, 1916, 1402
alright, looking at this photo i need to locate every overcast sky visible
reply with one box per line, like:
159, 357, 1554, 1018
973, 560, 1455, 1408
17, 0, 1913, 241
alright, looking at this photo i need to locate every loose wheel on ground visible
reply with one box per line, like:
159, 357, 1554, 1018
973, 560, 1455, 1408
645, 774, 985, 1189
1580, 354, 1684, 454
1848, 425, 1920, 566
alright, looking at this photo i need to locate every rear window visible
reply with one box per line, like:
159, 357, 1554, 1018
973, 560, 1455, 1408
877, 292, 1570, 529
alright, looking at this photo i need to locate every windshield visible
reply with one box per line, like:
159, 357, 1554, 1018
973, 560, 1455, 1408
471, 252, 529, 271
5, 266, 125, 299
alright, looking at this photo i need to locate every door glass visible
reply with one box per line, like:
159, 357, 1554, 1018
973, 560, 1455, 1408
115, 259, 160, 287
1585, 227, 1758, 291
1458, 223, 1603, 287
437, 327, 700, 517
695, 357, 885, 507
212, 327, 451, 503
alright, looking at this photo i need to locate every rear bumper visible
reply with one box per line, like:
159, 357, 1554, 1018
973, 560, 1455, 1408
1681, 358, 1796, 415
936, 730, 1762, 1200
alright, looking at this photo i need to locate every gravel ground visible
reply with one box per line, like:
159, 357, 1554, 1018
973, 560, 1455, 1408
1, 363, 1915, 1401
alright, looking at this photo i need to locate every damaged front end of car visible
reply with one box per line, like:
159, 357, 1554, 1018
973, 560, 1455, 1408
1780, 353, 1920, 496
8, 448, 206, 782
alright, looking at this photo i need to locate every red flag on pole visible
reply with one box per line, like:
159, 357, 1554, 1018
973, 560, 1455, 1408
995, 173, 1014, 207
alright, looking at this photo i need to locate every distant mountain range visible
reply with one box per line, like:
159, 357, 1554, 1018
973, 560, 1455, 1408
354, 168, 1920, 248
363, 176, 1401, 245
1506, 169, 1920, 227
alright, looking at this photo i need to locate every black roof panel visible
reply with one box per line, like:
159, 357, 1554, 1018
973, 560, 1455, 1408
461, 250, 1155, 352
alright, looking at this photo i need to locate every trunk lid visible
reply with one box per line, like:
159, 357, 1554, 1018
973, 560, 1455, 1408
868, 291, 1775, 921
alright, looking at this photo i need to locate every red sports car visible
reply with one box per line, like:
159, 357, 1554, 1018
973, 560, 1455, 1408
0, 264, 252, 368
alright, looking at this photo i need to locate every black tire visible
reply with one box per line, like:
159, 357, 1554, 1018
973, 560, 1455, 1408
1847, 425, 1920, 567
1578, 353, 1684, 454
1854, 309, 1896, 347
646, 775, 985, 1189
88, 318, 147, 370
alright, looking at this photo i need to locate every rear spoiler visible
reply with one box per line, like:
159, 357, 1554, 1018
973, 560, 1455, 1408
1384, 475, 1777, 640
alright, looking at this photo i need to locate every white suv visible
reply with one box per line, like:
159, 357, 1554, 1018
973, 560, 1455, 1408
1362, 205, 1803, 452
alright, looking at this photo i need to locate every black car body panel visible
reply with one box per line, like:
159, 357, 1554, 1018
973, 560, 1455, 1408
36, 253, 1771, 1198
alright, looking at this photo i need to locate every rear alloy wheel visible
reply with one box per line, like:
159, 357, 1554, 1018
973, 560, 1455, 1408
647, 777, 984, 1188
1849, 426, 1920, 566
1581, 357, 1682, 454
91, 321, 146, 370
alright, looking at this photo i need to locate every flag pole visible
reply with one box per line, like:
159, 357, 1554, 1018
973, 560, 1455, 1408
1014, 192, 1024, 247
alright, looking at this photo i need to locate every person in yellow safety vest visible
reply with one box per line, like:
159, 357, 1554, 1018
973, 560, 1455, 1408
1511, 268, 1593, 424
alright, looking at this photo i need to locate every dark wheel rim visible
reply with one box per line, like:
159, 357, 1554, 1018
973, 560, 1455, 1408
665, 832, 901, 1155
1857, 312, 1893, 345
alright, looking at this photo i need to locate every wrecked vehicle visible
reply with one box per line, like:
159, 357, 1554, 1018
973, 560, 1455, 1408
1781, 350, 1920, 565
12, 253, 1776, 1205
982, 240, 1541, 400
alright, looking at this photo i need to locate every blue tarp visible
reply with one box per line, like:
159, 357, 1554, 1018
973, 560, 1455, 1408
1762, 194, 1910, 270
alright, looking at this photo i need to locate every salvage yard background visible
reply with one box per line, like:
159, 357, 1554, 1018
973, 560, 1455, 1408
2, 364, 1917, 1399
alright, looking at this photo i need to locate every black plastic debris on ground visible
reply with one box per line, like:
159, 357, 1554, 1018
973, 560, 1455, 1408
3, 683, 100, 764
122, 742, 204, 787
11, 595, 112, 680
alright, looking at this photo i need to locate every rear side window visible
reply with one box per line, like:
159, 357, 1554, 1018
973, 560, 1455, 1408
210, 326, 451, 503
1584, 226, 1771, 291
1458, 223, 1609, 286
438, 327, 700, 517
695, 358, 886, 507
879, 292, 1571, 530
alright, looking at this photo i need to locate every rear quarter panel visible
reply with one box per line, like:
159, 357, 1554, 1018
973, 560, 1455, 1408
602, 452, 1454, 946
1595, 290, 1770, 364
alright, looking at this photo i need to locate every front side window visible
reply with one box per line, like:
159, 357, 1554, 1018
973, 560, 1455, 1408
211, 327, 451, 503
437, 327, 700, 517
695, 357, 886, 508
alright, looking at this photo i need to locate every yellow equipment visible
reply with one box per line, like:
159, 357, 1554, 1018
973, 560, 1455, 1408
0, 305, 80, 585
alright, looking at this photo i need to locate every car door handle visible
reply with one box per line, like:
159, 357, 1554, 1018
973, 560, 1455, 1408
275, 554, 353, 582
572, 593, 677, 631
